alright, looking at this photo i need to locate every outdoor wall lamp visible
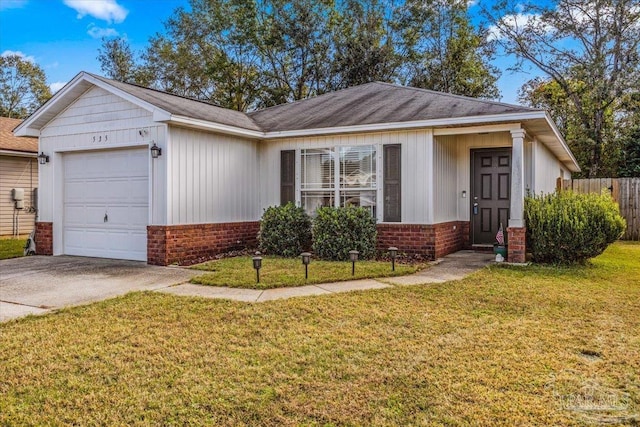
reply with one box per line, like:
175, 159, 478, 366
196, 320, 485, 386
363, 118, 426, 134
150, 142, 162, 159
388, 247, 398, 271
252, 252, 263, 283
38, 152, 49, 165
349, 250, 359, 276
301, 252, 311, 280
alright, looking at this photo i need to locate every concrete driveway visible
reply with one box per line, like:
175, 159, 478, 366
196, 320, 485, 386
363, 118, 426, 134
0, 256, 198, 322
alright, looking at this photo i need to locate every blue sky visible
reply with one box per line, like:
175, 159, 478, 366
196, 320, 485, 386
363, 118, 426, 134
0, 0, 540, 104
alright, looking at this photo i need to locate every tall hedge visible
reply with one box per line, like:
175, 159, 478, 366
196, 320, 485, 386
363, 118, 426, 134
524, 190, 625, 264
312, 206, 377, 260
259, 203, 312, 257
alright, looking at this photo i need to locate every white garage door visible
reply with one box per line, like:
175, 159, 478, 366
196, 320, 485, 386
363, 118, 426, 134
63, 148, 149, 261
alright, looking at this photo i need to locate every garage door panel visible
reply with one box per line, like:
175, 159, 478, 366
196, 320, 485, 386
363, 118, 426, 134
64, 204, 108, 227
63, 148, 148, 261
104, 205, 148, 227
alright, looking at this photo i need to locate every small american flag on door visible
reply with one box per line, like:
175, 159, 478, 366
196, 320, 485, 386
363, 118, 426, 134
496, 223, 505, 245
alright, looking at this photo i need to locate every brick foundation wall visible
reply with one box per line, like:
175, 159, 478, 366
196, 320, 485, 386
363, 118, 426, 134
433, 221, 470, 258
507, 227, 526, 263
377, 221, 469, 260
147, 221, 259, 266
35, 221, 53, 255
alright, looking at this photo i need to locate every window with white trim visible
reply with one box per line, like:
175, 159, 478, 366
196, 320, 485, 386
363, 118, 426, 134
300, 145, 377, 216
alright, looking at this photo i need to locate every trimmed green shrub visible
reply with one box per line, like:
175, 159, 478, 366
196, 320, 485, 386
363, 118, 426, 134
524, 190, 626, 264
259, 203, 312, 257
312, 206, 377, 261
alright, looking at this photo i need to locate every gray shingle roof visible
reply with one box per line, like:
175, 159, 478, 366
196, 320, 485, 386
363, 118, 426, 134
248, 82, 539, 132
90, 76, 537, 134
90, 74, 262, 132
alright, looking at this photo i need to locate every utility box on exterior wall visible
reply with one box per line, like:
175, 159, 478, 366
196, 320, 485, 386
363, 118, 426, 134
11, 188, 25, 201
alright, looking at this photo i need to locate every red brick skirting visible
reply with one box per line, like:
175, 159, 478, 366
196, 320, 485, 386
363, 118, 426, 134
147, 221, 259, 266
35, 222, 53, 255
377, 221, 470, 260
507, 227, 526, 263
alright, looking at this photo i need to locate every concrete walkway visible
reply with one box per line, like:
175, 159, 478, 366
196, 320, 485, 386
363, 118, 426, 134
158, 250, 495, 303
1, 251, 495, 321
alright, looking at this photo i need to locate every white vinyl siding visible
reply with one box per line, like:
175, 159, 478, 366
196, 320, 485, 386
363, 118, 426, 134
40, 87, 153, 138
433, 136, 458, 223
166, 126, 260, 224
532, 139, 564, 194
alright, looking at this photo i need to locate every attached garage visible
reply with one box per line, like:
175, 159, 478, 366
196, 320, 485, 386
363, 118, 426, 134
63, 148, 148, 261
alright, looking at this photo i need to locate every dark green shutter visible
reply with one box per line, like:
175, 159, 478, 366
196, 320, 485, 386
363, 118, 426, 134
383, 144, 401, 222
280, 150, 295, 205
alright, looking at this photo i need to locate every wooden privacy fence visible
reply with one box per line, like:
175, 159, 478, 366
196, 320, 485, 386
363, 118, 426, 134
560, 178, 640, 241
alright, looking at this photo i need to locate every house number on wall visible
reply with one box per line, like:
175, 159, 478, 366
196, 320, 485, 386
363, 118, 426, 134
92, 134, 109, 143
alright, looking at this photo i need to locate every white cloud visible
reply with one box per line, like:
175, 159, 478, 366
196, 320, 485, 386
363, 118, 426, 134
63, 0, 128, 24
87, 24, 119, 39
487, 13, 550, 41
1, 50, 35, 63
0, 0, 28, 11
49, 81, 67, 93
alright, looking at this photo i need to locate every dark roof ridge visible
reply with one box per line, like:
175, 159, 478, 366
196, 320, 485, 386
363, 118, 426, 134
369, 81, 542, 112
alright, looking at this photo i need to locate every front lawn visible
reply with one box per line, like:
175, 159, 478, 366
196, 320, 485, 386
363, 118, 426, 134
0, 238, 25, 260
1, 242, 638, 425
190, 255, 419, 289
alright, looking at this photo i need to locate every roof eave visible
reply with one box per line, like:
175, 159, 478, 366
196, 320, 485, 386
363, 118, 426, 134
166, 115, 264, 139
14, 72, 173, 136
0, 149, 38, 157
543, 111, 581, 172
261, 111, 548, 139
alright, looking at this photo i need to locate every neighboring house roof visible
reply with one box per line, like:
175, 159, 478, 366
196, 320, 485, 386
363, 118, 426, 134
248, 82, 538, 132
0, 117, 37, 154
14, 71, 580, 171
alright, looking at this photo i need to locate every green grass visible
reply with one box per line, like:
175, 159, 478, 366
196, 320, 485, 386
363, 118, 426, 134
190, 256, 420, 289
1, 242, 639, 426
0, 238, 25, 260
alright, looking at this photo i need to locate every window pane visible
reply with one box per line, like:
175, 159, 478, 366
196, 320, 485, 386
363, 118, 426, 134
302, 191, 334, 216
301, 149, 334, 189
340, 190, 376, 217
340, 146, 376, 189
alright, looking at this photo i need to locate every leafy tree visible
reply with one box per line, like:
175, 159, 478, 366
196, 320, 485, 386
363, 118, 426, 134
486, 0, 640, 177
618, 126, 640, 177
399, 0, 500, 98
95, 0, 502, 111
98, 37, 140, 84
329, 0, 399, 90
142, 0, 264, 111
0, 54, 51, 119
254, 0, 335, 105
519, 77, 621, 177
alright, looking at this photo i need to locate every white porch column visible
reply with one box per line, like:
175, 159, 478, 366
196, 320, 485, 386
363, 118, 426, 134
425, 129, 434, 224
509, 129, 526, 228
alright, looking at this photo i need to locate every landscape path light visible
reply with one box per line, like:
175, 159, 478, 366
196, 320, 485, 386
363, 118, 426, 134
388, 247, 398, 271
252, 251, 263, 284
349, 250, 359, 276
301, 252, 311, 281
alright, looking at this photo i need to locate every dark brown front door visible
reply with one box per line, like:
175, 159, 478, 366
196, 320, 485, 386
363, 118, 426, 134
471, 149, 511, 245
